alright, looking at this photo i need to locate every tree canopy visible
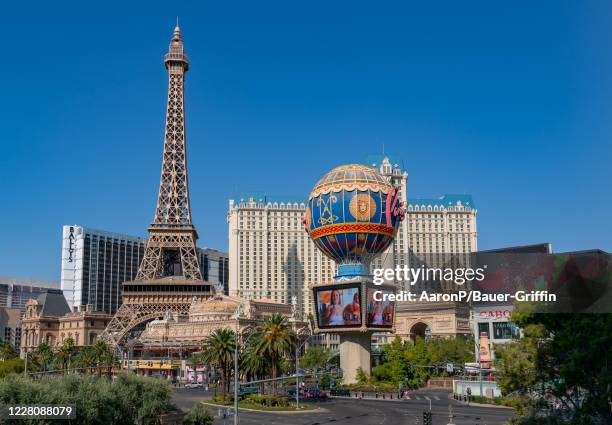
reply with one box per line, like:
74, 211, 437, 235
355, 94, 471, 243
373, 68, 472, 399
369, 335, 474, 388
495, 312, 612, 424
201, 328, 236, 403
300, 346, 335, 371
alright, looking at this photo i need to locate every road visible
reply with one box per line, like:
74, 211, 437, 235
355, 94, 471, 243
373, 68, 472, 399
172, 388, 514, 425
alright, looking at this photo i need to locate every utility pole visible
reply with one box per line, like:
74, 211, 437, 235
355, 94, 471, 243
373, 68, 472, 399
234, 305, 242, 425
292, 296, 311, 411
23, 351, 28, 378
477, 339, 483, 397
295, 341, 300, 410
234, 340, 238, 425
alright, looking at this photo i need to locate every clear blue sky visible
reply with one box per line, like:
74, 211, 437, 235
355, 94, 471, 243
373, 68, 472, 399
1, 1, 610, 281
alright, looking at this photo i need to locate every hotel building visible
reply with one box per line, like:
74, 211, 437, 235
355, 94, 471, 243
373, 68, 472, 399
20, 289, 113, 355
0, 277, 61, 351
61, 225, 228, 314
227, 199, 336, 316
371, 157, 478, 292
0, 276, 60, 316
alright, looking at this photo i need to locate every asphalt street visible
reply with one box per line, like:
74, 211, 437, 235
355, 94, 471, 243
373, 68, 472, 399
172, 388, 515, 425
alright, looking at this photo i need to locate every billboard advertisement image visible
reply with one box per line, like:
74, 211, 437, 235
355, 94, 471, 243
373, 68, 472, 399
315, 285, 362, 328
366, 287, 395, 328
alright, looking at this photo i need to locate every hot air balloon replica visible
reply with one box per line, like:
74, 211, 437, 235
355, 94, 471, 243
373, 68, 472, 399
304, 164, 405, 383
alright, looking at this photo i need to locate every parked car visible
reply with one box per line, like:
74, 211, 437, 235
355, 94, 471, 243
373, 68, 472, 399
303, 388, 327, 399
185, 382, 203, 389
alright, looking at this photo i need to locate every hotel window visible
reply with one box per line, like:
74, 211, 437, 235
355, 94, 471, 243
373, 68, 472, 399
493, 322, 520, 340
478, 322, 490, 337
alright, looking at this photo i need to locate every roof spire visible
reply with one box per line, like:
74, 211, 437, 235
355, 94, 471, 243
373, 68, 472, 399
165, 20, 189, 71
173, 17, 181, 41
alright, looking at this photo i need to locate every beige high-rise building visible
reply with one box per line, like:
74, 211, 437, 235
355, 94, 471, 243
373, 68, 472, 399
372, 157, 478, 290
227, 198, 336, 316
406, 194, 478, 276
371, 157, 410, 278
227, 158, 478, 327
369, 157, 478, 341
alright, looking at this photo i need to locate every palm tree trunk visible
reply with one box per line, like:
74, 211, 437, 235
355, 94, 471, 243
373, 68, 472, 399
220, 363, 226, 403
271, 355, 278, 397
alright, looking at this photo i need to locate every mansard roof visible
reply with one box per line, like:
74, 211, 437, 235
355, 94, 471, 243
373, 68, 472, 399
36, 289, 71, 317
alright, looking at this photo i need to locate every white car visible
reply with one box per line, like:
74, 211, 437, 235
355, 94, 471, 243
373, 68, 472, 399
185, 382, 203, 389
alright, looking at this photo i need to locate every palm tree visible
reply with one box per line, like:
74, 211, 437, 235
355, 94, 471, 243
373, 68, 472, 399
99, 349, 116, 376
74, 346, 97, 372
201, 329, 236, 403
252, 313, 296, 396
35, 342, 54, 372
240, 342, 270, 394
93, 340, 112, 376
0, 338, 17, 361
56, 337, 75, 372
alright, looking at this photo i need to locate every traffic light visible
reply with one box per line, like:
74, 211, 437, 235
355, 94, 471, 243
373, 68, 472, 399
422, 411, 432, 425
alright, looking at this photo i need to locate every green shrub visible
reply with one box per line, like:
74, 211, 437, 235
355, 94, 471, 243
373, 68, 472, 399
355, 367, 369, 384
184, 403, 214, 425
320, 373, 331, 389
371, 363, 393, 382
0, 373, 172, 425
0, 358, 24, 378
212, 394, 233, 405
244, 394, 289, 407
343, 382, 399, 393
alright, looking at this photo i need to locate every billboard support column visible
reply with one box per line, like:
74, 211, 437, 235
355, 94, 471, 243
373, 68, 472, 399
339, 332, 371, 384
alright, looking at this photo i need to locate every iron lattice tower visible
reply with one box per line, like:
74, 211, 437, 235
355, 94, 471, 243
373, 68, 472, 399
102, 24, 213, 347
136, 23, 201, 282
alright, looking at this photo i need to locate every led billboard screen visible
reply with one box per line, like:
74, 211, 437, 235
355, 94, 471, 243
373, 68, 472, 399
314, 285, 362, 328
366, 286, 395, 328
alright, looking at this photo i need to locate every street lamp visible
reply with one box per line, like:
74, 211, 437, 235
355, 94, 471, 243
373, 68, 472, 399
295, 324, 312, 410
476, 336, 486, 398
233, 305, 242, 425
23, 351, 29, 378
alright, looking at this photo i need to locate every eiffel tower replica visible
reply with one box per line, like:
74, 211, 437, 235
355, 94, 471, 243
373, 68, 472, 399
102, 23, 213, 347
